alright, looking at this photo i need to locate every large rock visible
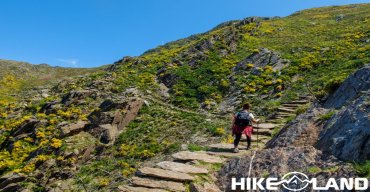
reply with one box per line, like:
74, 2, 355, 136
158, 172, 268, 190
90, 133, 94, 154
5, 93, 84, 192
0, 172, 25, 191
115, 98, 144, 131
156, 161, 208, 174
98, 124, 118, 144
138, 167, 194, 182
61, 90, 96, 106
172, 151, 224, 163
266, 107, 328, 148
218, 146, 356, 192
12, 118, 39, 137
234, 48, 289, 73
316, 92, 370, 162
324, 64, 370, 109
60, 121, 88, 137
131, 177, 186, 191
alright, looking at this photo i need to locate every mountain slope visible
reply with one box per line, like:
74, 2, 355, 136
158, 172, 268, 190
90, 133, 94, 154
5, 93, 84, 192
0, 59, 100, 103
0, 3, 369, 191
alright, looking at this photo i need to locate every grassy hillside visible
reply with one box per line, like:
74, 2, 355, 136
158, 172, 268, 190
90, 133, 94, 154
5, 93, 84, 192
110, 3, 369, 111
0, 59, 99, 103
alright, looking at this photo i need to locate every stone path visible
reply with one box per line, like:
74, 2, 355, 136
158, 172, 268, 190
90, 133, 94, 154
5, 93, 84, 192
117, 97, 311, 191
117, 123, 281, 192
269, 97, 311, 123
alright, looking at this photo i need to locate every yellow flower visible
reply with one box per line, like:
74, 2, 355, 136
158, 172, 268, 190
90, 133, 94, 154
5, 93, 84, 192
39, 139, 49, 147
98, 178, 109, 187
22, 163, 35, 174
50, 138, 63, 148
36, 132, 46, 138
24, 137, 34, 143
37, 155, 49, 162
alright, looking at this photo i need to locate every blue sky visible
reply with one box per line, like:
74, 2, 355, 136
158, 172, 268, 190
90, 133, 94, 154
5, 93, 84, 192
0, 0, 368, 68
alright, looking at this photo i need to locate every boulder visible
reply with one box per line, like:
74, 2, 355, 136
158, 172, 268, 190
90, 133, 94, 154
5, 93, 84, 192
324, 63, 370, 109
60, 121, 88, 137
12, 118, 39, 137
98, 124, 118, 144
234, 48, 289, 73
218, 146, 356, 191
158, 83, 170, 98
266, 107, 328, 148
316, 92, 370, 162
87, 111, 114, 125
115, 98, 144, 131
99, 99, 127, 112
0, 172, 25, 191
156, 161, 208, 174
61, 90, 95, 106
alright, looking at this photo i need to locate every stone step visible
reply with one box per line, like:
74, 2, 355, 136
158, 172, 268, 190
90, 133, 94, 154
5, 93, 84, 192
253, 123, 279, 130
138, 167, 194, 182
255, 129, 273, 136
206, 150, 249, 157
281, 103, 300, 108
277, 111, 295, 115
277, 107, 296, 113
172, 151, 224, 164
118, 185, 168, 192
275, 114, 294, 118
131, 177, 185, 192
156, 161, 208, 174
285, 100, 309, 104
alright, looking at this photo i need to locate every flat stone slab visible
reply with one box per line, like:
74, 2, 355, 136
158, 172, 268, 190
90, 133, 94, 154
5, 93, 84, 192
138, 167, 194, 181
118, 185, 167, 192
208, 143, 235, 150
132, 177, 185, 192
278, 107, 296, 113
288, 100, 309, 104
207, 150, 249, 157
253, 123, 279, 129
156, 161, 208, 174
172, 151, 224, 163
256, 129, 273, 135
60, 121, 88, 137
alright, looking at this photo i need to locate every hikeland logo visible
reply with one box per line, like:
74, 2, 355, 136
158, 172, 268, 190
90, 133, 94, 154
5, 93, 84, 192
231, 171, 369, 191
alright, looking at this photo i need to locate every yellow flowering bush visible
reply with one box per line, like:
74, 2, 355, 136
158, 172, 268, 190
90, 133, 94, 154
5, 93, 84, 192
50, 138, 63, 148
98, 178, 110, 187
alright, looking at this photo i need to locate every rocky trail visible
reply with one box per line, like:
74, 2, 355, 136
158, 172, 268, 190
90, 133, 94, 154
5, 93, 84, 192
116, 97, 313, 191
267, 96, 311, 124
118, 122, 286, 191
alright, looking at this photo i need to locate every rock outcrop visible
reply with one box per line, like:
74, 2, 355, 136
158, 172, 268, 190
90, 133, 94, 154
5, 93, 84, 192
317, 91, 370, 162
324, 64, 370, 109
234, 48, 290, 73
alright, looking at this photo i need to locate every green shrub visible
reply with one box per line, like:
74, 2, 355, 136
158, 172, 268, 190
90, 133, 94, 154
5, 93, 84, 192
188, 144, 207, 152
319, 111, 336, 121
354, 161, 370, 177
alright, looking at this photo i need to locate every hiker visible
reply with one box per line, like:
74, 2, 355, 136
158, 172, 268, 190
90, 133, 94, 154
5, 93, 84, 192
232, 103, 260, 153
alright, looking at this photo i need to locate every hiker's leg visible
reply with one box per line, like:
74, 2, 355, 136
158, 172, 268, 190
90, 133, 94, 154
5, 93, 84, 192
234, 133, 242, 148
246, 135, 251, 148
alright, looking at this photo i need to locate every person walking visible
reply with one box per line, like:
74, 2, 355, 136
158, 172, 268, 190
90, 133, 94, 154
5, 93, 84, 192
231, 103, 260, 153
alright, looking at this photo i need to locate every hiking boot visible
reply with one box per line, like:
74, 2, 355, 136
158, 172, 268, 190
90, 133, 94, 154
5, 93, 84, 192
233, 148, 239, 153
246, 146, 251, 150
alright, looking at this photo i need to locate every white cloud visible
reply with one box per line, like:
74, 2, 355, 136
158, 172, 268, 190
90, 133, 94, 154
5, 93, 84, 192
57, 58, 79, 67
